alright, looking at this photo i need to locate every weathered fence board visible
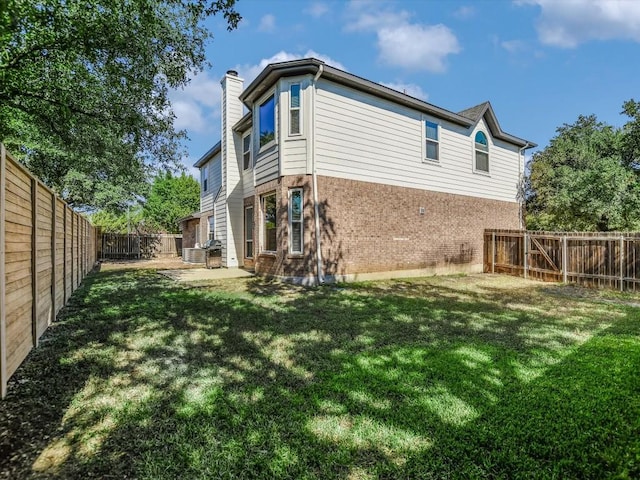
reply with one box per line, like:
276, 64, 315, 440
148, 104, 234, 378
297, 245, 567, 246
0, 145, 98, 398
485, 229, 640, 291
100, 233, 182, 259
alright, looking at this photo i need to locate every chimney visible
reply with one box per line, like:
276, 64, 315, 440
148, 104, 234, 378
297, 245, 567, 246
219, 70, 244, 267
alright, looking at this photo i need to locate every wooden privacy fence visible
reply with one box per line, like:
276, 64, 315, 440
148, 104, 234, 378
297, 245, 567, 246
485, 229, 640, 291
100, 233, 182, 259
1, 145, 98, 398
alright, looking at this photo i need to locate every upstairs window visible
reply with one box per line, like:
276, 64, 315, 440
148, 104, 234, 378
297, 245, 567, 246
475, 131, 489, 173
259, 95, 275, 147
289, 188, 303, 254
201, 165, 208, 192
425, 120, 439, 161
243, 133, 252, 170
289, 84, 301, 135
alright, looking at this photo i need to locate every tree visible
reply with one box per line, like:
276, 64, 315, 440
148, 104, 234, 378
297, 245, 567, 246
526, 113, 640, 231
91, 207, 145, 234
143, 171, 200, 233
0, 0, 240, 209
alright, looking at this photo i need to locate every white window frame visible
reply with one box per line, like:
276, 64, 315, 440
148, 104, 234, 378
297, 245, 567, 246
288, 188, 304, 254
289, 83, 302, 137
423, 117, 440, 163
207, 215, 215, 242
261, 192, 277, 253
245, 206, 254, 259
201, 165, 208, 192
258, 91, 276, 152
242, 131, 252, 171
474, 130, 490, 174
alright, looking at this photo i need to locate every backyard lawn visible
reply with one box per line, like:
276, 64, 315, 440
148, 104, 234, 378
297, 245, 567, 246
0, 268, 639, 479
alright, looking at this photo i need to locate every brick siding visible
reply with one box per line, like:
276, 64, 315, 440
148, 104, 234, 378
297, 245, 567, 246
250, 175, 519, 280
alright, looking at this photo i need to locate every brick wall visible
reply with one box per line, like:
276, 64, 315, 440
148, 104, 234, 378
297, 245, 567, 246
252, 174, 519, 280
316, 175, 519, 277
180, 218, 199, 249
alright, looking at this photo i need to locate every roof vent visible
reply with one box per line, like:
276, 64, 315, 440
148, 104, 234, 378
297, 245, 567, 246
226, 70, 238, 77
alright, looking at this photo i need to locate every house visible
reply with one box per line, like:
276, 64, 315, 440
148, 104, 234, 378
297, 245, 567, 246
187, 58, 535, 284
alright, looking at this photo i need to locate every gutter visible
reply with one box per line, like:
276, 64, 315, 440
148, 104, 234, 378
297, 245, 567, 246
311, 64, 325, 284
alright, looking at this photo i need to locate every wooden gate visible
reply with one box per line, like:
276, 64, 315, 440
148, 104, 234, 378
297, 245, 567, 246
485, 229, 640, 291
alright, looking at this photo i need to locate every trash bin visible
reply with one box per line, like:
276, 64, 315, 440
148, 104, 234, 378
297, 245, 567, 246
203, 239, 222, 269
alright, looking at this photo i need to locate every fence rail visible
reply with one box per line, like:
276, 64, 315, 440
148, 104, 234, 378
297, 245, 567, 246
100, 233, 182, 259
1, 145, 98, 397
485, 229, 640, 291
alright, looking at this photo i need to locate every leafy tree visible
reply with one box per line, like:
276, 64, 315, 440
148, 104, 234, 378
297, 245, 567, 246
526, 113, 640, 231
0, 0, 240, 209
143, 171, 199, 233
91, 207, 146, 234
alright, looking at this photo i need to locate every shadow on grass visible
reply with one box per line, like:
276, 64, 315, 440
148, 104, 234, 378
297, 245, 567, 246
0, 270, 638, 479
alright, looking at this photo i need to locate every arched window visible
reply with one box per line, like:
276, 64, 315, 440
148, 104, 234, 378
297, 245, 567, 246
475, 131, 489, 172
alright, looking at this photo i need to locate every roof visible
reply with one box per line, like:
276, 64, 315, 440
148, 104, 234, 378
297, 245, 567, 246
193, 141, 221, 168
176, 211, 202, 224
238, 58, 535, 148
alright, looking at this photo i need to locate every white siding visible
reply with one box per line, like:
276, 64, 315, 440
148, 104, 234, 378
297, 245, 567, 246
314, 80, 521, 203
255, 144, 279, 185
280, 77, 311, 176
200, 153, 222, 212
221, 74, 244, 267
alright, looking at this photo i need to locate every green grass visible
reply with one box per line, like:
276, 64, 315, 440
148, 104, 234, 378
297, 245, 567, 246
1, 271, 639, 479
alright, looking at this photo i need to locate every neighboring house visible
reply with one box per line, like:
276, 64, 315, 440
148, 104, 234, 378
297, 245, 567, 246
191, 58, 535, 284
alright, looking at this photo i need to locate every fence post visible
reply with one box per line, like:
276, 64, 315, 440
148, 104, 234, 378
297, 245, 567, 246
562, 235, 568, 283
620, 235, 625, 292
50, 192, 56, 325
523, 231, 528, 279
491, 231, 495, 274
0, 144, 7, 398
30, 178, 38, 348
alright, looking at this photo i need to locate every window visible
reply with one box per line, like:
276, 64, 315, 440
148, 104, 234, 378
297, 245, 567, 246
245, 206, 254, 258
208, 216, 215, 242
201, 165, 208, 192
425, 120, 439, 161
289, 84, 301, 135
259, 95, 275, 147
243, 133, 252, 170
289, 189, 303, 254
475, 131, 489, 172
262, 192, 277, 252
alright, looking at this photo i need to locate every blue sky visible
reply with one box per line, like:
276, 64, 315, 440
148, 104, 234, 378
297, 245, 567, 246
171, 0, 640, 176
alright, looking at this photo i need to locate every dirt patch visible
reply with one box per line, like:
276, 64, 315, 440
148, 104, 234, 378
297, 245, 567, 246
99, 257, 204, 271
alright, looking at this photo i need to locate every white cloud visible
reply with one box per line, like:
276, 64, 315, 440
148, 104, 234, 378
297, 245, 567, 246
169, 71, 221, 134
258, 13, 276, 33
345, 0, 461, 72
379, 82, 428, 101
500, 39, 526, 53
518, 0, 640, 48
305, 2, 330, 17
235, 50, 346, 84
453, 6, 475, 19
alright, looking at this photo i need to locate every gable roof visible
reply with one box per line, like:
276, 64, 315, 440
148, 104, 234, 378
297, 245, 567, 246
193, 141, 221, 168
239, 58, 535, 148
458, 102, 537, 148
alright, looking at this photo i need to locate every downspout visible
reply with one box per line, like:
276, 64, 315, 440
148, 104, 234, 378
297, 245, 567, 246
518, 142, 532, 229
311, 64, 325, 284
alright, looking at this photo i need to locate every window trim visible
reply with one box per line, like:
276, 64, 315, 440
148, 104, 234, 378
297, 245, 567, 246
258, 92, 276, 152
474, 130, 490, 174
261, 192, 277, 253
289, 83, 302, 137
423, 117, 440, 163
242, 131, 252, 171
244, 206, 254, 259
288, 188, 304, 254
207, 215, 215, 242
